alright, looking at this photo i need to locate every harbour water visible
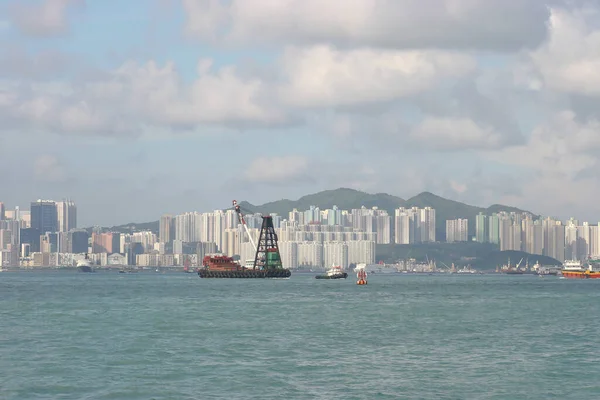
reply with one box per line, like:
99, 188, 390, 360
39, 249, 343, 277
1, 272, 600, 399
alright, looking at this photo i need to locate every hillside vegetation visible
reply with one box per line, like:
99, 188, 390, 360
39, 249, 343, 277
238, 188, 531, 239
376, 243, 562, 270
98, 188, 533, 241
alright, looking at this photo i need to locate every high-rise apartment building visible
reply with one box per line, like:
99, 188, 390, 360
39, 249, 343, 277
159, 214, 174, 244
548, 222, 565, 262
324, 241, 349, 270
419, 207, 436, 243
394, 207, 436, 244
475, 212, 487, 242
56, 200, 77, 232
488, 213, 500, 244
91, 232, 120, 254
565, 220, 578, 260
394, 208, 417, 244
68, 230, 90, 253
30, 200, 58, 234
446, 219, 468, 242
523, 219, 543, 255
375, 214, 391, 244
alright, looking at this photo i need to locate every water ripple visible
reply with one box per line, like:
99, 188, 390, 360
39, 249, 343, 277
1, 272, 600, 399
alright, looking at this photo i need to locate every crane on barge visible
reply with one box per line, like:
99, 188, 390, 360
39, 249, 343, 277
232, 200, 289, 276
196, 201, 290, 278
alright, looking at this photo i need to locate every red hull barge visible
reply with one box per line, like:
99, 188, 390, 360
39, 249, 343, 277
561, 270, 600, 279
197, 255, 291, 278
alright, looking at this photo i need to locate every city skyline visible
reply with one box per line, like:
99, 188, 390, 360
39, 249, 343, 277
3, 194, 600, 268
2, 1, 600, 225
4, 187, 600, 229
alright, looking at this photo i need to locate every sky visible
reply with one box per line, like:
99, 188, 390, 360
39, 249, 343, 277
1, 0, 600, 227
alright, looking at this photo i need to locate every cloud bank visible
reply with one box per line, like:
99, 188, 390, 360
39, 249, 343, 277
1, 0, 600, 225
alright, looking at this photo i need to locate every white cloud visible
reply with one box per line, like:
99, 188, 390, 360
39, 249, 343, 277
34, 155, 67, 183
488, 110, 600, 177
8, 0, 84, 37
244, 156, 311, 185
278, 45, 476, 108
476, 109, 600, 219
530, 6, 600, 96
183, 0, 550, 51
0, 58, 283, 136
111, 60, 281, 127
409, 117, 506, 151
0, 46, 477, 136
5, 0, 600, 224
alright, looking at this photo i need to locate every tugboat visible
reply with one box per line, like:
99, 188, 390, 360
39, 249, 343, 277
315, 264, 348, 279
356, 268, 367, 285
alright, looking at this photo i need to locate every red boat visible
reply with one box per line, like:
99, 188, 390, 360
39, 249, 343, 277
197, 254, 290, 278
203, 255, 246, 272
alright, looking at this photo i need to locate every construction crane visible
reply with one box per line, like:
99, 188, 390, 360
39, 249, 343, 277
232, 200, 257, 252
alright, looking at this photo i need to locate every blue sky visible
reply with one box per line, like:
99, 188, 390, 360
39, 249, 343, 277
1, 0, 600, 226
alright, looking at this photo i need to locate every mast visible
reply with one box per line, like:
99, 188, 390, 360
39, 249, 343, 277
56, 232, 60, 267
232, 200, 257, 252
253, 216, 282, 271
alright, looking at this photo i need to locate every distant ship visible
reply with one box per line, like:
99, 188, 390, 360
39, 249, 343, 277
501, 257, 530, 274
315, 264, 348, 279
354, 263, 397, 274
77, 255, 94, 273
456, 265, 478, 274
532, 261, 560, 276
561, 259, 600, 279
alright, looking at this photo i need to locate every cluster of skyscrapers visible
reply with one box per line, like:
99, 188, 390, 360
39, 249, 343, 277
0, 200, 439, 268
8, 197, 591, 267
472, 212, 599, 262
156, 205, 437, 269
0, 199, 83, 266
158, 206, 386, 270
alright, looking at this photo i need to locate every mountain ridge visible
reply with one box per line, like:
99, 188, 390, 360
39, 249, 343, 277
236, 188, 533, 240
92, 188, 532, 239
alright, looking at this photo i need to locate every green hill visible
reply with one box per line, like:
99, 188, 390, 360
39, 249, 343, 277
85, 221, 160, 235
240, 188, 530, 240
403, 192, 534, 239
376, 244, 562, 271
237, 188, 405, 216
471, 250, 562, 269
92, 188, 531, 239
404, 192, 483, 239
376, 242, 500, 266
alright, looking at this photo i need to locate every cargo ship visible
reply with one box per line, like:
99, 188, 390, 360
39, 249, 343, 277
500, 257, 530, 274
315, 264, 348, 279
561, 259, 600, 279
197, 200, 292, 279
